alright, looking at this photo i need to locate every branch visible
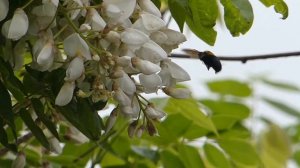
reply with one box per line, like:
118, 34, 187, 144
170, 51, 300, 63
0, 132, 33, 156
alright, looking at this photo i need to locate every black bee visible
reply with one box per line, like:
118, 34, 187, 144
183, 49, 222, 73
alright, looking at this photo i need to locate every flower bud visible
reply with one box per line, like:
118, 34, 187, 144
79, 23, 91, 32
162, 87, 191, 99
105, 107, 119, 133
0, 0, 9, 21
147, 120, 157, 136
145, 103, 165, 120
12, 152, 26, 168
136, 125, 145, 138
128, 120, 138, 138
2, 8, 28, 40
113, 88, 131, 106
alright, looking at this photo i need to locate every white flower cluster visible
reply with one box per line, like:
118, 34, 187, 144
0, 0, 191, 122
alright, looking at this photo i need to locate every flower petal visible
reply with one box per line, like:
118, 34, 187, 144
0, 0, 9, 21
138, 0, 161, 17
166, 60, 191, 82
2, 8, 28, 40
163, 87, 191, 99
63, 33, 91, 60
37, 42, 53, 66
135, 40, 167, 63
117, 73, 136, 95
65, 57, 85, 81
55, 82, 75, 106
121, 28, 149, 46
139, 74, 162, 93
160, 29, 186, 45
103, 0, 136, 24
132, 57, 161, 75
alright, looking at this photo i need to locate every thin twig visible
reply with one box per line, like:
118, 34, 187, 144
170, 51, 300, 63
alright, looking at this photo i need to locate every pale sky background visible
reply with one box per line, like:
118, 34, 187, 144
170, 0, 300, 128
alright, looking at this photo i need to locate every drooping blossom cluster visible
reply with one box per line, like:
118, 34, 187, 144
1, 0, 191, 136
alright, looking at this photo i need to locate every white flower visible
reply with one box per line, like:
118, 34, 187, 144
12, 40, 26, 70
145, 104, 165, 119
162, 87, 191, 99
12, 152, 26, 168
55, 81, 75, 106
160, 29, 186, 45
43, 0, 59, 7
63, 33, 91, 60
63, 0, 85, 20
65, 57, 85, 81
131, 57, 161, 75
105, 31, 121, 45
105, 108, 118, 133
150, 31, 168, 44
121, 28, 149, 46
36, 42, 54, 66
80, 23, 91, 32
103, 0, 136, 24
139, 74, 162, 93
138, 0, 161, 17
1, 8, 28, 40
113, 88, 131, 106
131, 96, 140, 117
0, 0, 9, 21
132, 13, 165, 34
49, 137, 62, 154
117, 72, 136, 95
166, 60, 190, 82
135, 40, 167, 63
115, 56, 132, 67
86, 8, 106, 31
31, 3, 57, 30
159, 60, 190, 86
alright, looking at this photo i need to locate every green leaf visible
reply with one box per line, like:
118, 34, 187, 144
131, 146, 159, 162
204, 143, 231, 168
218, 138, 259, 166
259, 0, 288, 19
186, 0, 218, 45
19, 108, 50, 150
0, 57, 25, 102
207, 79, 252, 97
260, 124, 291, 168
262, 97, 300, 118
160, 150, 185, 168
168, 0, 188, 31
177, 145, 205, 168
0, 118, 17, 152
164, 98, 217, 134
201, 99, 251, 119
31, 98, 60, 140
58, 98, 103, 140
0, 80, 16, 135
261, 79, 300, 92
221, 0, 254, 36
